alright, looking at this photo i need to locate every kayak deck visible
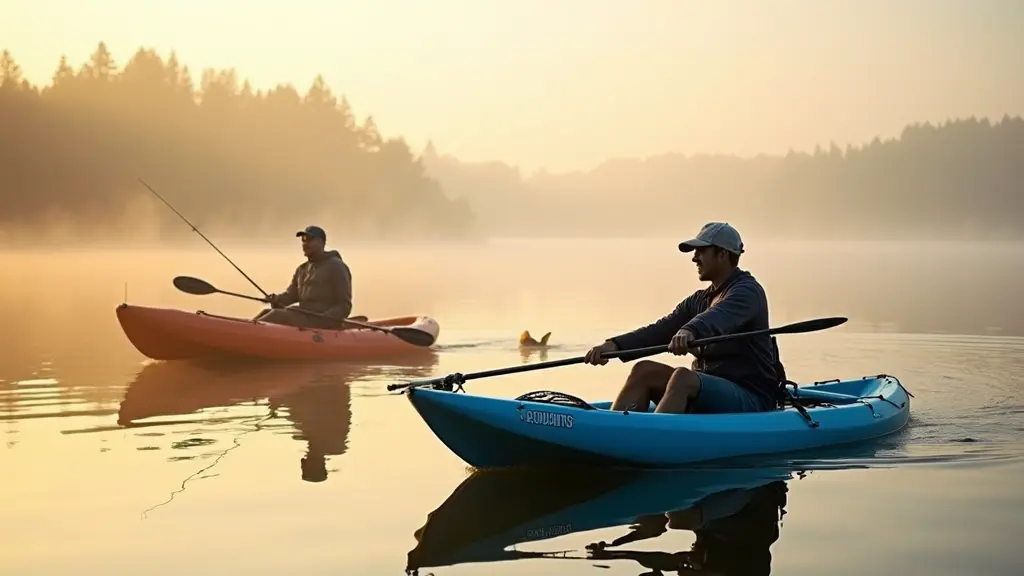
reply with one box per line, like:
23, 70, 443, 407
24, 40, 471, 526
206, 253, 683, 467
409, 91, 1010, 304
406, 374, 912, 469
116, 303, 440, 362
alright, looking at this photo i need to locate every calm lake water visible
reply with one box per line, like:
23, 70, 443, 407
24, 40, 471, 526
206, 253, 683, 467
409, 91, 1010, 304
1, 238, 1023, 575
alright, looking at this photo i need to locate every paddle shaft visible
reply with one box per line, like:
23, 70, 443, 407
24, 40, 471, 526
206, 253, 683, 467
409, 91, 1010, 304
270, 303, 433, 345
176, 275, 435, 346
220, 287, 369, 326
139, 178, 269, 298
216, 287, 266, 303
205, 282, 419, 339
192, 282, 338, 322
388, 317, 846, 391
387, 343, 656, 391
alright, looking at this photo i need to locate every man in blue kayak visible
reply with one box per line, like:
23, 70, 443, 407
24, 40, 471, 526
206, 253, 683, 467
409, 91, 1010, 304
583, 222, 780, 414
254, 225, 354, 330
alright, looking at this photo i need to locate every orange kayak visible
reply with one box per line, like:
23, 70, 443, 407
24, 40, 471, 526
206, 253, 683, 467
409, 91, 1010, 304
115, 303, 441, 362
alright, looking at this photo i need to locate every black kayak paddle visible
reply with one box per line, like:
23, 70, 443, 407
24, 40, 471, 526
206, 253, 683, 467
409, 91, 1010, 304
387, 316, 847, 391
172, 275, 436, 347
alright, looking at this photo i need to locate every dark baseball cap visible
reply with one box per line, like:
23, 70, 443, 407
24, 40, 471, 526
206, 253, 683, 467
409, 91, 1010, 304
296, 225, 326, 241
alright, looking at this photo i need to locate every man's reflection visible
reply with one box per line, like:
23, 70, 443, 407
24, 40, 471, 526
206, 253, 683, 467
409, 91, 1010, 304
586, 481, 788, 575
269, 380, 351, 483
117, 359, 437, 495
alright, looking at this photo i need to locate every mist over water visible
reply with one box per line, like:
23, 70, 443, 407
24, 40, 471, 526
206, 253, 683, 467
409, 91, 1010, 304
3, 238, 1021, 338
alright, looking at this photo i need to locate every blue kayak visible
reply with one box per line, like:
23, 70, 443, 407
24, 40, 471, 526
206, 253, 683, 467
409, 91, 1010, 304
406, 374, 912, 469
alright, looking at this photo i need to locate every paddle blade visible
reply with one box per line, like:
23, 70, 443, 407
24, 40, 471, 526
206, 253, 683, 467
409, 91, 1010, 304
172, 275, 218, 295
773, 316, 847, 335
391, 327, 438, 347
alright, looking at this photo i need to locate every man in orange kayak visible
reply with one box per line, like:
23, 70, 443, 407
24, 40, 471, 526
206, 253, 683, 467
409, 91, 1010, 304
583, 222, 780, 415
254, 225, 354, 329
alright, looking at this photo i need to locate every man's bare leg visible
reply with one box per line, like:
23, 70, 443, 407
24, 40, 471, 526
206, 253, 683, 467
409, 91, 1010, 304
611, 360, 676, 412
653, 368, 701, 414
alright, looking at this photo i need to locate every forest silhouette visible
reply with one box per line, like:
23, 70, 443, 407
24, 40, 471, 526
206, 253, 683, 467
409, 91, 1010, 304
424, 116, 1024, 240
1, 43, 1022, 245
0, 43, 475, 246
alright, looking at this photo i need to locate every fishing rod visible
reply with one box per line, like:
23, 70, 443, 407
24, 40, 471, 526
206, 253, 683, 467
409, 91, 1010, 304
138, 178, 269, 297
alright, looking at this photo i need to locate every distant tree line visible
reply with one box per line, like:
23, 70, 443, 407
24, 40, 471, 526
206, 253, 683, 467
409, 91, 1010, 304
424, 116, 1024, 240
2, 42, 1021, 244
0, 43, 476, 245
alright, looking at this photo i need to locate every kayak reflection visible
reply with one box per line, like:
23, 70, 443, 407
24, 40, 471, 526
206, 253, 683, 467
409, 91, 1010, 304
405, 445, 884, 575
584, 479, 787, 575
118, 357, 436, 482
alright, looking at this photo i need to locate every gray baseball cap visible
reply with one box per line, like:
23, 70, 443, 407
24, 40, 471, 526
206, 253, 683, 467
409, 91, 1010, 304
678, 222, 744, 255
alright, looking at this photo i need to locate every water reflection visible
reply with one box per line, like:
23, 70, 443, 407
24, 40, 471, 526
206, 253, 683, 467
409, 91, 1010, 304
406, 467, 795, 575
518, 347, 549, 363
405, 445, 888, 576
585, 479, 786, 575
269, 380, 352, 483
114, 357, 437, 483
518, 337, 571, 364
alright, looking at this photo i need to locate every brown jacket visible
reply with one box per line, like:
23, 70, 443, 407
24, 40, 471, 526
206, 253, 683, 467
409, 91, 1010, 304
272, 250, 353, 320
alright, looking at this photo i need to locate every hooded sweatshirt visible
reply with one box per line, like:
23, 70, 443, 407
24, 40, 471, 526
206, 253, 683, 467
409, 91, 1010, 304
272, 249, 353, 321
609, 268, 779, 408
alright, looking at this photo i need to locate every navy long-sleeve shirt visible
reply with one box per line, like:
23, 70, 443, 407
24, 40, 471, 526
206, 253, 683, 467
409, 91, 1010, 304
609, 268, 779, 407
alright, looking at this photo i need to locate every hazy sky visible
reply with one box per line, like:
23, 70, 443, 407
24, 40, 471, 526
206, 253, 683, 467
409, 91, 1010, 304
2, 0, 1022, 173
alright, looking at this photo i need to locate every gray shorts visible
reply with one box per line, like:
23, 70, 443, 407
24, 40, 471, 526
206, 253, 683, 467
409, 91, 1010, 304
691, 373, 772, 414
